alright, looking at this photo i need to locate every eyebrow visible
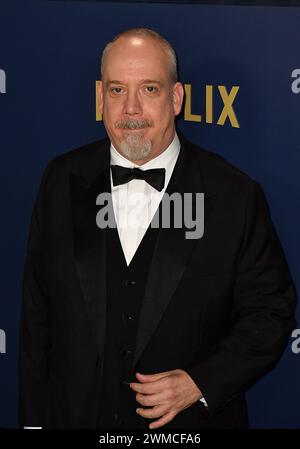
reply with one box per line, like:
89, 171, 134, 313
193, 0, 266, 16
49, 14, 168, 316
105, 79, 164, 87
105, 80, 123, 87
140, 79, 164, 86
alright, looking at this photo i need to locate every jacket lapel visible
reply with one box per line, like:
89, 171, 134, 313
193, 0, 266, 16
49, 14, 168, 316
69, 140, 111, 360
132, 133, 217, 368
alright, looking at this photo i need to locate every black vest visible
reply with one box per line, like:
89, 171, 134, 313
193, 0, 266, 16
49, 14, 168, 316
97, 221, 159, 429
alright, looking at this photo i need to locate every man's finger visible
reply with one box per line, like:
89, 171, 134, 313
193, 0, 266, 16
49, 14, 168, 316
130, 378, 165, 394
136, 404, 167, 419
135, 392, 165, 407
148, 411, 176, 429
135, 371, 171, 382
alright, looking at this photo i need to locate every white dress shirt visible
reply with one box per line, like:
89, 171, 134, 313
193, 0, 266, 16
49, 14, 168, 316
110, 132, 180, 265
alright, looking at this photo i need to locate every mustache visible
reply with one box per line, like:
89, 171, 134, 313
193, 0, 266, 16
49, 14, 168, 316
115, 119, 154, 129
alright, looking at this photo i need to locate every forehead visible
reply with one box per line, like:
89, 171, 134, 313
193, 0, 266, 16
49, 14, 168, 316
102, 36, 171, 81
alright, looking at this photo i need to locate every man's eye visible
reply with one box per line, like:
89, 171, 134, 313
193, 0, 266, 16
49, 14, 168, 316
111, 87, 123, 94
145, 86, 157, 93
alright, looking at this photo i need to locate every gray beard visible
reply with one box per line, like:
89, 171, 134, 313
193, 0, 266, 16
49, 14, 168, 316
120, 132, 152, 161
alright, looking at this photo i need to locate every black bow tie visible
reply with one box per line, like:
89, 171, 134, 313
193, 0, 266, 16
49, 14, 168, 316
111, 164, 166, 192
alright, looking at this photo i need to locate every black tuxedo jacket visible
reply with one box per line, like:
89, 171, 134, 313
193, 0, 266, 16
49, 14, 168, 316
19, 131, 296, 428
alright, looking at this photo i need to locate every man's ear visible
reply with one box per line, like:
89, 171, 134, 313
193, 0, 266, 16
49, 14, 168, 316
173, 82, 184, 117
98, 80, 104, 114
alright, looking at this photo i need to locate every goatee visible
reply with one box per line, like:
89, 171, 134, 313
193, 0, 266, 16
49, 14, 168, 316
120, 132, 152, 161
115, 118, 154, 161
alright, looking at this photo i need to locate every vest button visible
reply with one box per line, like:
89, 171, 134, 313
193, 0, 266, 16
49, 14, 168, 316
125, 280, 136, 287
120, 348, 132, 356
122, 313, 134, 322
121, 378, 131, 387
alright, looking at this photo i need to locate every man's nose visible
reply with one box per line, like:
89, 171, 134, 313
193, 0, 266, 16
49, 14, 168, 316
123, 90, 142, 115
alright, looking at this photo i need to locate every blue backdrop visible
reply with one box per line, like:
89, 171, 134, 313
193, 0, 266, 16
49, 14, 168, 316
0, 0, 299, 428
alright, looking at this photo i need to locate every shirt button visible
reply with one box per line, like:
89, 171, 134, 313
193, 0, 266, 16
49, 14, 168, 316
125, 280, 136, 287
113, 412, 120, 421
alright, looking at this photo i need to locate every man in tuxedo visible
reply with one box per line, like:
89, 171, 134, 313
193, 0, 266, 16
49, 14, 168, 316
19, 28, 296, 429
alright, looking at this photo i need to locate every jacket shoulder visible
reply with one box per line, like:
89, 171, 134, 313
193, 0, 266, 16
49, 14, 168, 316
50, 138, 109, 169
185, 137, 260, 194
39, 138, 110, 185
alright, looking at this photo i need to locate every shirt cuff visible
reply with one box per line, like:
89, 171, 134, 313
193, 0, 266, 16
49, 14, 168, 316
200, 396, 208, 407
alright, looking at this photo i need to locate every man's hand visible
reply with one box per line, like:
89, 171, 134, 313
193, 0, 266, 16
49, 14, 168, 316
129, 369, 203, 429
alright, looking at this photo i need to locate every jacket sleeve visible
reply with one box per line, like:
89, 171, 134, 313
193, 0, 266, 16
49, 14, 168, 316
185, 180, 297, 417
18, 160, 54, 428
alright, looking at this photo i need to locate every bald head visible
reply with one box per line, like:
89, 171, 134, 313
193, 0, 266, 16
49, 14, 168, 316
101, 28, 178, 84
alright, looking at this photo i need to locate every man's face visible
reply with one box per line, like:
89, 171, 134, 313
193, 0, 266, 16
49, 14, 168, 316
98, 35, 184, 164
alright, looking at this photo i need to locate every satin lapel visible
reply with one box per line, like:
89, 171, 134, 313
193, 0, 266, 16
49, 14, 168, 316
132, 136, 217, 369
69, 147, 111, 360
